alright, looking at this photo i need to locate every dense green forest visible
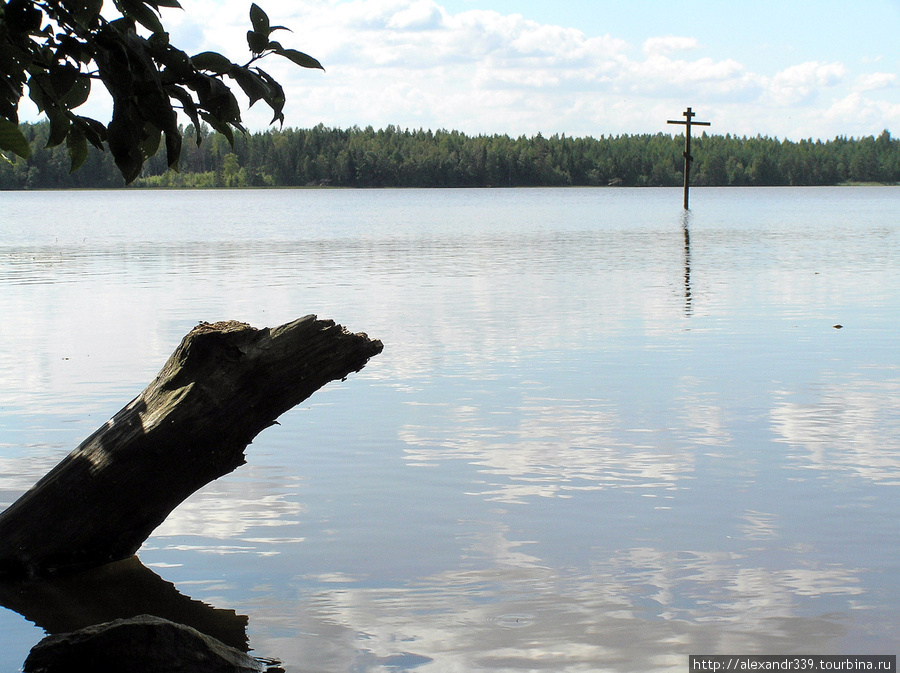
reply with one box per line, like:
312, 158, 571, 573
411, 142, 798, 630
2, 121, 898, 189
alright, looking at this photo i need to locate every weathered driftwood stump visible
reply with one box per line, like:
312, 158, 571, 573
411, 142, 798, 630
0, 316, 382, 577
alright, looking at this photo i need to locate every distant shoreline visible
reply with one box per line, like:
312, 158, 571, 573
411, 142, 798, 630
4, 183, 898, 193
4, 123, 898, 190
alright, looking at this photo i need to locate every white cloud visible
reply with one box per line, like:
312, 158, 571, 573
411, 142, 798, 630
642, 36, 699, 55
820, 93, 900, 136
231, 2, 878, 137
766, 61, 847, 106
385, 0, 445, 30
855, 72, 897, 91
621, 53, 759, 102
17, 0, 900, 139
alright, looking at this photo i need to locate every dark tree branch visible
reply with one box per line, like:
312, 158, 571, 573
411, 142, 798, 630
1, 0, 324, 180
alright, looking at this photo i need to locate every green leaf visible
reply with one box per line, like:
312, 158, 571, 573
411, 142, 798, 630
246, 30, 268, 54
0, 51, 27, 116
46, 107, 71, 147
252, 67, 285, 124
108, 103, 144, 183
0, 119, 31, 159
49, 64, 79, 100
5, 1, 43, 33
199, 111, 234, 146
114, 0, 166, 34
55, 36, 90, 64
150, 42, 193, 81
107, 16, 134, 32
71, 0, 104, 29
165, 128, 181, 170
192, 75, 242, 123
140, 89, 179, 140
66, 125, 89, 172
228, 65, 269, 106
191, 51, 233, 74
272, 46, 324, 70
165, 85, 201, 143
72, 115, 107, 149
148, 31, 170, 47
27, 76, 48, 113
249, 4, 270, 36
62, 76, 91, 109
139, 121, 161, 159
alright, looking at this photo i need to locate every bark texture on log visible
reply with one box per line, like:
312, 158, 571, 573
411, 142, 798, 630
0, 316, 382, 577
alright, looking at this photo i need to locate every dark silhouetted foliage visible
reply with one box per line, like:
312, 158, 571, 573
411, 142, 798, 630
0, 0, 322, 182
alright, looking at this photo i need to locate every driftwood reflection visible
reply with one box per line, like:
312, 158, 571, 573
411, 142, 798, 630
0, 555, 249, 652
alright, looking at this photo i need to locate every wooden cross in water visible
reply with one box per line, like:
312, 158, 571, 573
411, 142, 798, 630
667, 107, 711, 209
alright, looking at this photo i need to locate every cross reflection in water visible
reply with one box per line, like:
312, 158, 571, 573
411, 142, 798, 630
683, 210, 693, 317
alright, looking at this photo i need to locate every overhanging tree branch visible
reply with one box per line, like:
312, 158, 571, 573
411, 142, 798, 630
0, 0, 323, 181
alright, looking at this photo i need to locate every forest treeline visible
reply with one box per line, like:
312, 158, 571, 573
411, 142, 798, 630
2, 121, 898, 189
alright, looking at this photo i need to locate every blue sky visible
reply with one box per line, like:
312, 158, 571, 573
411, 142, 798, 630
40, 0, 900, 140
439, 1, 900, 71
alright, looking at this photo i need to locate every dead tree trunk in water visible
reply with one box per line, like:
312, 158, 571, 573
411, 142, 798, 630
0, 316, 383, 577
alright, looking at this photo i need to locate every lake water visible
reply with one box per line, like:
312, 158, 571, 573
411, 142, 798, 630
1, 186, 898, 671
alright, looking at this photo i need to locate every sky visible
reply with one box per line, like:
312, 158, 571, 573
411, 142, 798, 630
33, 0, 900, 140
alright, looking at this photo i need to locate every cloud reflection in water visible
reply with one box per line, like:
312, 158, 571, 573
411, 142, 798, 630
243, 521, 861, 672
401, 396, 694, 504
147, 466, 307, 557
772, 373, 900, 485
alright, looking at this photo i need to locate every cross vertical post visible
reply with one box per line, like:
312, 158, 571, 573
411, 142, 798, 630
667, 107, 711, 209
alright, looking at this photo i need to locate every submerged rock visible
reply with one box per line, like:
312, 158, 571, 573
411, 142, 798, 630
24, 614, 271, 673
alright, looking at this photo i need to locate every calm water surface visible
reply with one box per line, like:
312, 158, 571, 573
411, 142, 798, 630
0, 187, 898, 671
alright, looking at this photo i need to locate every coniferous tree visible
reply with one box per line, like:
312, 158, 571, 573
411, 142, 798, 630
3, 122, 899, 190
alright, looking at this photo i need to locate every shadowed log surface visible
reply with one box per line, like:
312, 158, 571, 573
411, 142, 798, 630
23, 615, 271, 673
0, 316, 383, 577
